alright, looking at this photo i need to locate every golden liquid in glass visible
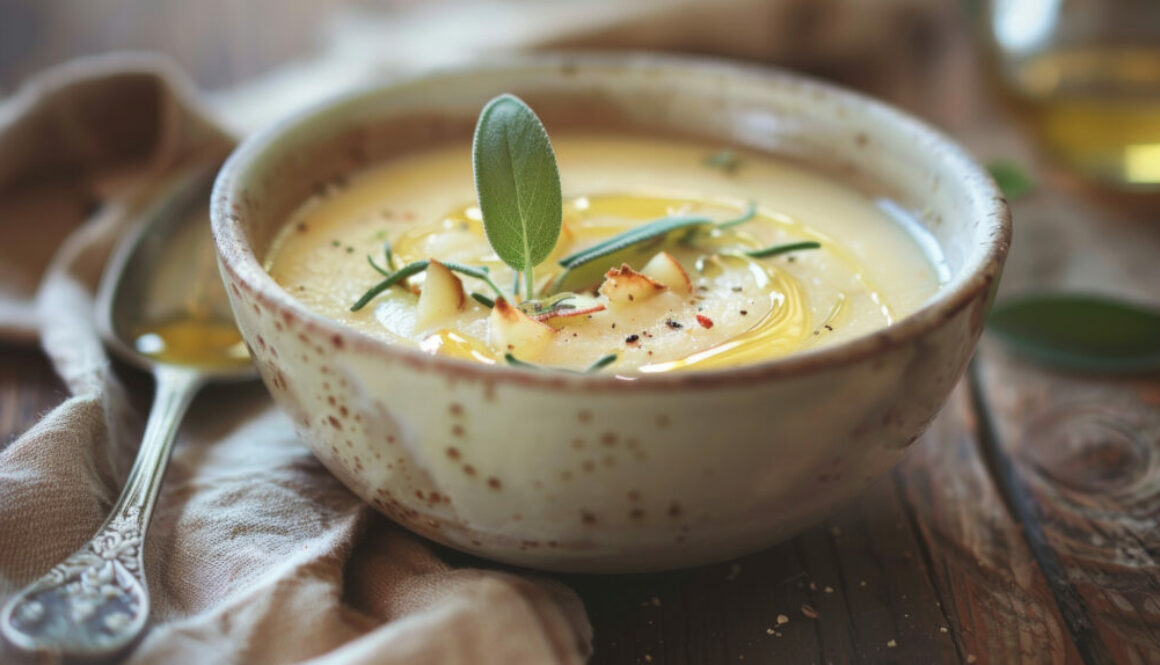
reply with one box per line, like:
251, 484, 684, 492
1005, 46, 1160, 188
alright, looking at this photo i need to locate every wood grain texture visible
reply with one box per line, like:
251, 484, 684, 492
899, 388, 1085, 665
979, 351, 1160, 665
560, 475, 965, 664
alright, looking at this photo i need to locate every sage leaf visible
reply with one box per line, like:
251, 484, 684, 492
473, 94, 562, 297
986, 160, 1034, 201
988, 294, 1160, 373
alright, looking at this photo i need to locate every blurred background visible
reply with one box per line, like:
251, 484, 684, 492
2, 0, 1157, 189
0, 0, 959, 135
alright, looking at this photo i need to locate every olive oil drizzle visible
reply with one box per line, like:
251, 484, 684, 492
384, 193, 889, 373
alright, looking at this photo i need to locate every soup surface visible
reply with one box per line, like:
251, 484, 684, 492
266, 134, 943, 373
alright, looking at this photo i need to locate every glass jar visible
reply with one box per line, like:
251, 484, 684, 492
986, 0, 1160, 189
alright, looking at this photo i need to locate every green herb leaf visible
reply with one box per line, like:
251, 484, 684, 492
586, 353, 618, 372
473, 94, 562, 298
715, 201, 757, 229
471, 292, 495, 308
503, 352, 619, 374
503, 353, 541, 370
354, 258, 503, 311
518, 293, 577, 318
551, 214, 712, 292
367, 254, 391, 277
745, 240, 822, 259
988, 293, 1160, 373
986, 160, 1035, 200
351, 260, 430, 311
704, 149, 743, 174
382, 242, 397, 271
440, 261, 505, 297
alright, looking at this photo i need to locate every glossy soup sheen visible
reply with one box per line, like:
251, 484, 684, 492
266, 134, 944, 373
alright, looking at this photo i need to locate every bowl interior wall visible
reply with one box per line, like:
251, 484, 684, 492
231, 60, 988, 293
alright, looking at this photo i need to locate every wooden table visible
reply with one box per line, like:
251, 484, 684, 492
3, 2, 1160, 663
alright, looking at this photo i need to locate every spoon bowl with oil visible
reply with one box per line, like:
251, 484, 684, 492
1, 160, 255, 661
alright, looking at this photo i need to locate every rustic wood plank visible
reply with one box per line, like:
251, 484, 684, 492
560, 472, 964, 665
979, 351, 1160, 665
899, 386, 1086, 665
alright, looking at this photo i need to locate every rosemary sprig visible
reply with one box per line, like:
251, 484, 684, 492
558, 215, 713, 269
504, 352, 619, 373
351, 260, 430, 311
715, 201, 757, 229
551, 214, 712, 293
367, 242, 400, 277
518, 293, 576, 318
440, 261, 505, 298
586, 353, 618, 372
354, 258, 505, 311
382, 242, 397, 271
503, 353, 539, 370
746, 241, 821, 258
704, 149, 743, 174
367, 255, 390, 277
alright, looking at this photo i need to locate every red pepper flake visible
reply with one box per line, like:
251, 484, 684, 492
696, 315, 714, 329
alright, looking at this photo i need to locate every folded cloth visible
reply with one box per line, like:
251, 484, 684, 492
0, 54, 590, 664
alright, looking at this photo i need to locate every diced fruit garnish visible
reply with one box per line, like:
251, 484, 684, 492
489, 297, 557, 356
415, 259, 465, 329
598, 264, 666, 306
640, 251, 692, 295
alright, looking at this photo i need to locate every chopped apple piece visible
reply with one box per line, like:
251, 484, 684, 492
489, 297, 556, 355
415, 259, 465, 330
640, 252, 692, 295
598, 264, 666, 306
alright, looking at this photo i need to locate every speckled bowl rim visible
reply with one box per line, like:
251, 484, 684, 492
212, 52, 1011, 393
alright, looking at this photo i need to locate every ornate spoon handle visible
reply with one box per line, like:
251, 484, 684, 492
2, 366, 202, 660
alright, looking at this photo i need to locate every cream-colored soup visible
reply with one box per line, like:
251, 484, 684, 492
266, 134, 942, 373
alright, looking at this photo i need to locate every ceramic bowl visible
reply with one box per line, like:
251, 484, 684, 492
211, 54, 1010, 572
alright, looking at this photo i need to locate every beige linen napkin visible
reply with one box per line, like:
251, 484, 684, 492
0, 54, 590, 664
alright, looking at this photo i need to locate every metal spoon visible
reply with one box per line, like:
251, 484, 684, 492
1, 160, 256, 661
